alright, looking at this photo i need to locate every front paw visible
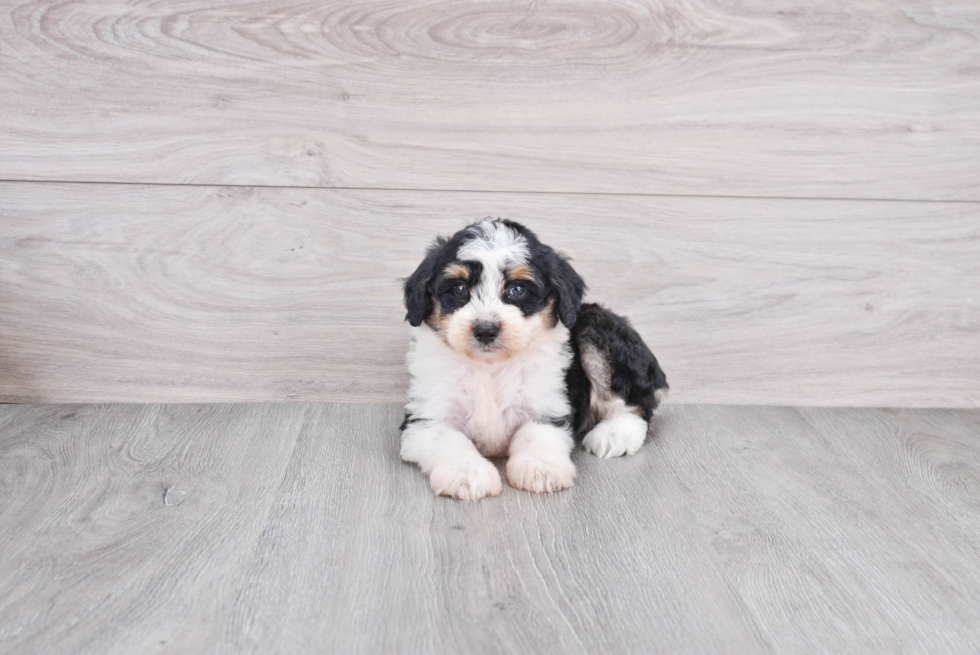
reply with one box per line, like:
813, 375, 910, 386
506, 453, 576, 493
582, 413, 649, 458
429, 457, 502, 501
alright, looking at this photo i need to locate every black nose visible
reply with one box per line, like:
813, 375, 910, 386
473, 322, 500, 345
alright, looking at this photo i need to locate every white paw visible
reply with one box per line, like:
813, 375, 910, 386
506, 453, 576, 493
429, 457, 502, 501
582, 413, 649, 458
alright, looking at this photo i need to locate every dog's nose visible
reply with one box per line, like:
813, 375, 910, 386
473, 322, 500, 345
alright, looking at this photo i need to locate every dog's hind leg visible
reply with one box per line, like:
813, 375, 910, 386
570, 303, 668, 458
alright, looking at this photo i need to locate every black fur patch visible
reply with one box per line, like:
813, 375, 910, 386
492, 219, 586, 327
501, 276, 549, 317
404, 229, 485, 327
399, 413, 430, 431
565, 303, 669, 438
431, 260, 483, 317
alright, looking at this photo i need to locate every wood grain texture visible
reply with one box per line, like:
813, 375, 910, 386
654, 404, 980, 653
0, 403, 305, 654
1, 0, 979, 200
1, 182, 978, 406
2, 402, 980, 653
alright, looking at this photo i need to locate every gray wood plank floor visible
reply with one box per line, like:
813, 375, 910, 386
1, 403, 978, 654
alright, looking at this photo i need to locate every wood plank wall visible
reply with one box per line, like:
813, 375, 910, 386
1, 0, 978, 406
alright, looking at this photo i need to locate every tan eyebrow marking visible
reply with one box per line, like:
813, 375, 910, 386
443, 263, 470, 280
507, 264, 537, 282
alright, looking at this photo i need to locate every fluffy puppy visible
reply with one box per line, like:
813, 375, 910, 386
401, 219, 668, 500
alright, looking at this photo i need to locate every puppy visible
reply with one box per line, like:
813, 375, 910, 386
400, 218, 668, 500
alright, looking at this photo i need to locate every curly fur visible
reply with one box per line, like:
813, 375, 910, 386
401, 218, 668, 500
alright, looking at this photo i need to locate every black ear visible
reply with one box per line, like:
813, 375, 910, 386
542, 247, 586, 327
403, 238, 446, 327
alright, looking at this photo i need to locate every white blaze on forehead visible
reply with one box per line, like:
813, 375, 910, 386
457, 220, 529, 319
457, 220, 529, 268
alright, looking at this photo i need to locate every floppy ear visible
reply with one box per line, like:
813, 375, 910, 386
403, 238, 445, 327
542, 247, 586, 327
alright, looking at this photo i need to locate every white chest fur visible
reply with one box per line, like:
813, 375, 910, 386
405, 326, 573, 457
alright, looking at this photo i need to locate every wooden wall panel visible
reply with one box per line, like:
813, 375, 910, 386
1, 182, 977, 406
1, 0, 978, 200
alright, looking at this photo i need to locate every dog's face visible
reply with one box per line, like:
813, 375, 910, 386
404, 219, 585, 362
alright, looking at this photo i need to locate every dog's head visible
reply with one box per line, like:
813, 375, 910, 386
404, 219, 585, 362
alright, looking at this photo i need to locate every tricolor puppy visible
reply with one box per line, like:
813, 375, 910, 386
401, 219, 668, 500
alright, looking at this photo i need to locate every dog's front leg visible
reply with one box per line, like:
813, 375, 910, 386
506, 422, 576, 493
401, 421, 502, 501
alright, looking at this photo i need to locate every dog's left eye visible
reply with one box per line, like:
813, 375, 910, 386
508, 284, 526, 299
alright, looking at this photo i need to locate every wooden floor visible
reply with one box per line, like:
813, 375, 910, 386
2, 402, 979, 654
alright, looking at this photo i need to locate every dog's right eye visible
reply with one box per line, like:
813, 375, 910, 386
452, 281, 468, 296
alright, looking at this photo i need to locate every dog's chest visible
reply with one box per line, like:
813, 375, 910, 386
406, 328, 572, 457
455, 363, 531, 457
